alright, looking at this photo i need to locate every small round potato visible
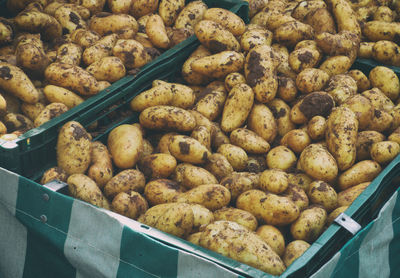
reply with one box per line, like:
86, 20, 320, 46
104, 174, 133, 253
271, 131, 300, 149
290, 205, 327, 242
104, 169, 146, 199
278, 76, 297, 102
284, 184, 309, 211
266, 146, 297, 171
144, 179, 184, 206
256, 225, 285, 257
205, 153, 234, 181
347, 70, 371, 93
217, 144, 248, 171
259, 169, 289, 194
86, 56, 126, 83
356, 131, 386, 161
369, 66, 400, 101
370, 141, 400, 165
296, 68, 330, 94
307, 181, 338, 212
138, 153, 177, 179
111, 191, 148, 220
220, 172, 259, 201
283, 240, 310, 267
281, 129, 311, 154
34, 103, 68, 127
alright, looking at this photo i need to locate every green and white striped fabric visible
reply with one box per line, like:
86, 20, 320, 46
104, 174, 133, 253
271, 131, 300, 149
311, 187, 400, 278
0, 167, 240, 278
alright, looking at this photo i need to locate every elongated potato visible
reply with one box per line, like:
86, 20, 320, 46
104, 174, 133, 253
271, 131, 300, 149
247, 103, 277, 143
89, 13, 138, 39
176, 163, 217, 189
230, 128, 270, 154
194, 20, 240, 53
326, 107, 358, 171
15, 39, 50, 76
111, 191, 148, 220
337, 182, 370, 206
193, 88, 226, 121
369, 66, 400, 101
217, 144, 248, 171
214, 207, 258, 231
0, 63, 39, 104
82, 34, 118, 66
104, 169, 145, 199
256, 225, 285, 257
86, 56, 126, 83
174, 184, 231, 211
290, 205, 327, 242
240, 27, 273, 52
21, 102, 45, 121
169, 135, 211, 164
338, 160, 381, 191
319, 56, 352, 76
191, 125, 211, 150
146, 14, 170, 49
260, 169, 289, 194
174, 1, 207, 29
190, 204, 214, 231
54, 6, 86, 34
158, 0, 185, 26
342, 95, 373, 131
57, 121, 91, 175
34, 103, 68, 127
203, 8, 245, 36
237, 189, 300, 226
199, 221, 286, 275
274, 21, 314, 47
221, 83, 254, 132
140, 105, 196, 132
43, 85, 84, 109
144, 179, 183, 206
220, 172, 259, 201
87, 141, 113, 189
283, 240, 310, 267
191, 51, 245, 79
107, 124, 143, 169
138, 153, 177, 179
308, 181, 338, 212
68, 174, 110, 209
370, 141, 400, 165
326, 0, 361, 35
45, 63, 101, 96
268, 98, 294, 137
363, 21, 400, 42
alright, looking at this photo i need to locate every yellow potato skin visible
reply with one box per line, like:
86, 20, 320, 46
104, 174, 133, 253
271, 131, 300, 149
138, 153, 177, 179
104, 169, 145, 199
370, 141, 400, 165
199, 221, 286, 275
326, 0, 361, 35
89, 13, 138, 39
40, 167, 69, 185
356, 131, 386, 161
131, 0, 159, 18
88, 141, 113, 189
369, 66, 400, 101
174, 1, 207, 30
290, 206, 327, 242
256, 225, 285, 257
70, 29, 100, 48
342, 95, 373, 131
86, 56, 126, 83
247, 103, 277, 143
307, 181, 338, 212
204, 153, 234, 181
57, 121, 92, 175
203, 8, 245, 36
214, 207, 258, 231
338, 160, 381, 191
111, 191, 148, 220
43, 85, 84, 109
266, 146, 297, 171
168, 135, 211, 164
296, 68, 329, 94
3, 113, 33, 133
259, 169, 289, 194
236, 189, 300, 226
112, 39, 151, 69
21, 102, 45, 122
56, 43, 82, 66
176, 163, 217, 189
230, 128, 270, 154
107, 124, 143, 169
319, 56, 352, 77
34, 103, 68, 127
146, 14, 170, 49
83, 34, 118, 66
174, 184, 231, 211
191, 125, 211, 150
193, 88, 226, 121
158, 0, 185, 27
68, 174, 110, 210
144, 179, 184, 206
220, 172, 259, 201
281, 129, 311, 154
283, 240, 310, 267
267, 98, 294, 137
284, 184, 309, 212
217, 144, 248, 171
338, 182, 370, 207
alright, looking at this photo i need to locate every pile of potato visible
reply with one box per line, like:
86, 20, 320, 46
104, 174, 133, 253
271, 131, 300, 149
0, 0, 216, 140
38, 0, 400, 276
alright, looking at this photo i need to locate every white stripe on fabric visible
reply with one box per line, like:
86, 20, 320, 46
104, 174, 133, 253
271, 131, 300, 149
310, 252, 341, 278
64, 200, 123, 278
0, 167, 27, 278
0, 167, 20, 215
177, 250, 239, 278
359, 191, 397, 278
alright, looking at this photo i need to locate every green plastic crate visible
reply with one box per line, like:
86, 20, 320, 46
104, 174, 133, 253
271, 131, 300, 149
0, 0, 249, 180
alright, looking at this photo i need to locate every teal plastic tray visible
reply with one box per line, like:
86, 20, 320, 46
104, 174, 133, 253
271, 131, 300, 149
0, 0, 249, 179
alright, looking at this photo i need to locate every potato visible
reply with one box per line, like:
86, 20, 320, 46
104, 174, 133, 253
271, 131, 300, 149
362, 21, 400, 42
190, 204, 214, 231
182, 46, 212, 85
304, 8, 336, 34
338, 160, 381, 191
284, 184, 309, 211
67, 174, 110, 209
326, 107, 358, 171
138, 203, 194, 238
274, 21, 314, 48
230, 128, 270, 154
86, 56, 125, 83
337, 182, 370, 207
342, 95, 373, 131
86, 141, 113, 189
174, 184, 231, 211
358, 42, 374, 59
237, 189, 300, 226
217, 144, 248, 172
290, 205, 327, 242
369, 66, 400, 101
211, 123, 230, 150
326, 0, 361, 35
14, 9, 62, 41
191, 125, 211, 150
247, 103, 277, 143
194, 20, 240, 53
187, 232, 202, 245
268, 98, 295, 137
54, 6, 86, 34
70, 29, 100, 48
112, 39, 151, 69
290, 92, 334, 124
325, 74, 357, 105
82, 34, 118, 66
259, 169, 289, 194
20, 102, 45, 121
240, 27, 273, 52
356, 131, 386, 161
89, 13, 138, 39
107, 124, 143, 169
0, 63, 40, 104
214, 207, 258, 231
219, 84, 254, 132
326, 206, 349, 227
34, 102, 68, 127
347, 70, 371, 93
370, 141, 400, 165
244, 45, 278, 103
205, 153, 234, 181
139, 105, 196, 132
319, 56, 352, 77
373, 6, 393, 22
193, 88, 226, 121
104, 169, 145, 199
107, 0, 132, 14
278, 76, 297, 102
372, 41, 400, 67
158, 0, 185, 26
0, 18, 13, 46
288, 173, 313, 192
307, 181, 337, 212
168, 135, 211, 164
15, 39, 50, 76
130, 0, 158, 18
296, 68, 330, 94
57, 121, 91, 175
299, 144, 338, 182
43, 85, 84, 109
3, 113, 33, 133
316, 31, 360, 61
174, 1, 207, 29
199, 221, 286, 275
307, 116, 327, 141
220, 172, 259, 201
266, 146, 297, 171
289, 47, 321, 73
256, 225, 285, 257
40, 167, 69, 185
145, 14, 170, 49
283, 240, 310, 267
203, 8, 245, 36
389, 128, 400, 144
45, 63, 102, 96
144, 179, 183, 206
138, 153, 177, 179
111, 191, 148, 220
281, 129, 311, 154
191, 51, 245, 79
175, 163, 217, 189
